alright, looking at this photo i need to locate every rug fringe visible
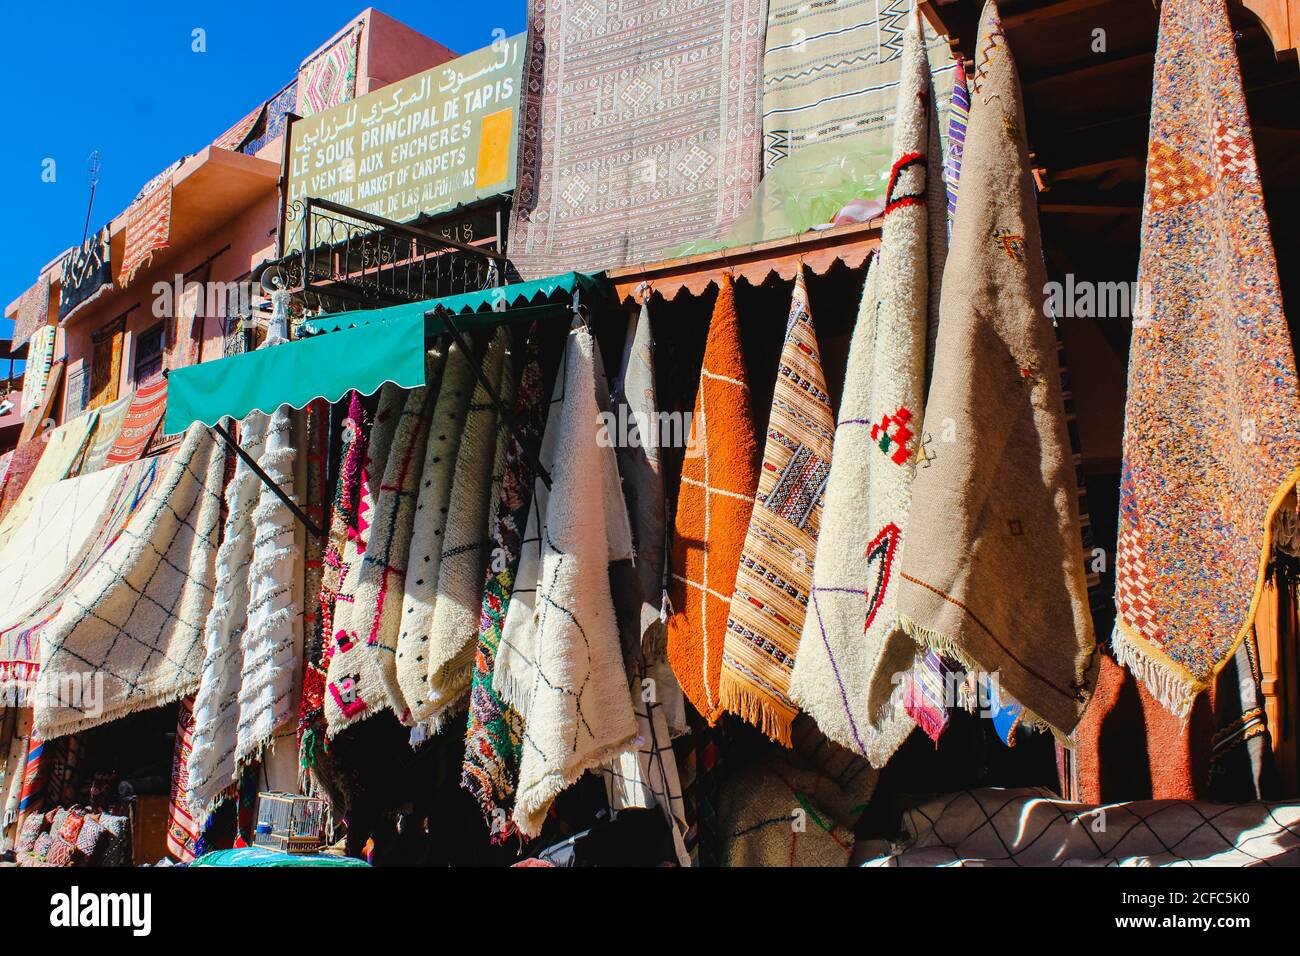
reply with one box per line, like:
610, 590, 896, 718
1110, 621, 1197, 721
717, 679, 793, 747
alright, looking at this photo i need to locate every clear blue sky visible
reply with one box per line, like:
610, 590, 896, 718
0, 0, 526, 334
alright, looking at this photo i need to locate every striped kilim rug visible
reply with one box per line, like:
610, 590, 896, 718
721, 270, 834, 745
106, 379, 168, 467
762, 0, 954, 171
118, 179, 172, 287
508, 0, 767, 277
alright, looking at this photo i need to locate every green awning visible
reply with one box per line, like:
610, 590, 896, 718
303, 272, 604, 334
164, 272, 603, 434
164, 308, 426, 432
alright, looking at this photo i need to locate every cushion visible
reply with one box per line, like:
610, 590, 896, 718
15, 813, 46, 853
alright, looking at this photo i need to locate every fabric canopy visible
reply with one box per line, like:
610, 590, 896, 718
164, 273, 603, 434
164, 309, 426, 433
302, 272, 604, 334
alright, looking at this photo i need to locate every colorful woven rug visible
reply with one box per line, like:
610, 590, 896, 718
296, 24, 361, 117
58, 225, 112, 322
20, 325, 55, 419
106, 379, 168, 466
34, 426, 225, 739
167, 698, 199, 862
11, 274, 50, 348
944, 57, 969, 224
721, 270, 834, 745
242, 80, 298, 156
791, 14, 946, 766
0, 440, 47, 526
80, 395, 133, 474
462, 339, 546, 837
300, 392, 370, 771
508, 0, 766, 277
762, 0, 953, 172
213, 103, 264, 152
118, 179, 172, 287
667, 277, 758, 724
495, 322, 638, 837
893, 1, 1096, 738
324, 383, 404, 736
425, 330, 513, 724
1111, 0, 1300, 718
0, 410, 100, 551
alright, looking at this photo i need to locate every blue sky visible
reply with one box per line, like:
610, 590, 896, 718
0, 0, 525, 335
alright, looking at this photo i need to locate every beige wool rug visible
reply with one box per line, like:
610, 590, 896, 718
354, 352, 442, 725
396, 343, 475, 726
424, 329, 513, 726
186, 412, 268, 819
890, 2, 1096, 738
34, 425, 225, 739
496, 321, 638, 837
791, 15, 946, 767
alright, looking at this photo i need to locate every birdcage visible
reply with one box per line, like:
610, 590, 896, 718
252, 792, 327, 853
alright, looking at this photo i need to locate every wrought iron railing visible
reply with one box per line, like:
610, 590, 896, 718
272, 197, 507, 312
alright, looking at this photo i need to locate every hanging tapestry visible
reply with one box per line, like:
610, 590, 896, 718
12, 275, 50, 347
667, 277, 759, 724
34, 426, 225, 739
21, 325, 55, 419
187, 413, 267, 820
944, 57, 969, 223
495, 322, 638, 838
64, 366, 89, 420
351, 351, 441, 726
166, 698, 199, 862
323, 384, 404, 737
235, 407, 298, 770
296, 24, 362, 118
243, 81, 298, 156
396, 344, 475, 725
105, 378, 168, 466
893, 1, 1096, 738
721, 270, 833, 746
762, 0, 954, 171
1111, 0, 1300, 718
119, 180, 172, 288
613, 303, 668, 662
299, 399, 329, 734
0, 411, 100, 551
80, 394, 133, 474
88, 315, 126, 411
166, 261, 211, 372
213, 103, 264, 152
507, 0, 767, 278
425, 329, 513, 724
300, 392, 370, 771
791, 15, 947, 766
58, 225, 112, 322
462, 339, 546, 837
0, 462, 138, 696
612, 303, 688, 735
0, 442, 46, 528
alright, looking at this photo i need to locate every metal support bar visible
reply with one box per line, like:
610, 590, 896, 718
211, 421, 326, 538
436, 309, 552, 491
